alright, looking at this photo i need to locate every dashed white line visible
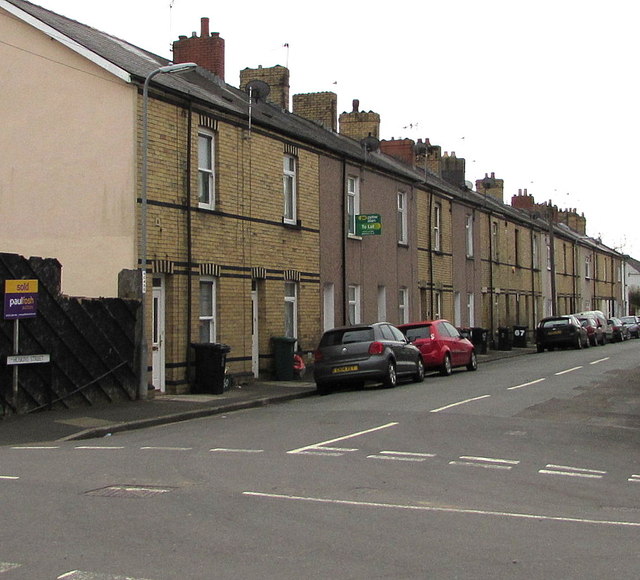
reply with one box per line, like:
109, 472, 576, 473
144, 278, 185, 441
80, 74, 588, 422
210, 448, 264, 453
590, 357, 610, 365
10, 445, 59, 450
74, 446, 124, 450
539, 464, 606, 479
628, 475, 640, 483
554, 366, 583, 376
0, 563, 21, 573
368, 451, 436, 462
450, 455, 520, 470
430, 395, 491, 413
0, 475, 19, 480
243, 491, 640, 528
140, 446, 192, 451
507, 378, 546, 390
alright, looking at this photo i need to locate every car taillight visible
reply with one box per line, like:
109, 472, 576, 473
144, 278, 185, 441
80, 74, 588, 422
314, 350, 323, 363
368, 341, 385, 355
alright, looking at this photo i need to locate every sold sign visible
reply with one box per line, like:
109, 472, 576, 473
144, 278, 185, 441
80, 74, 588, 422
4, 279, 39, 320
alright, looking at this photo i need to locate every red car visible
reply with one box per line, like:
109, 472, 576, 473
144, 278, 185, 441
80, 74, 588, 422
398, 320, 477, 376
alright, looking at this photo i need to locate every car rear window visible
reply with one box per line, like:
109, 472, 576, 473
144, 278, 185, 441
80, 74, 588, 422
320, 328, 374, 346
543, 319, 570, 327
404, 325, 432, 341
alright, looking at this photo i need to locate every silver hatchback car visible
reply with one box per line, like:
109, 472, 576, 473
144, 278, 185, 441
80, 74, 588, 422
313, 322, 425, 395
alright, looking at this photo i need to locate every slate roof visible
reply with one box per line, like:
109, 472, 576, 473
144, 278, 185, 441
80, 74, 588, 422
3, 0, 633, 259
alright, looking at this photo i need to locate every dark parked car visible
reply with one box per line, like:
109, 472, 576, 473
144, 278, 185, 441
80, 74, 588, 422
536, 315, 589, 352
620, 315, 640, 338
577, 315, 604, 347
608, 317, 630, 342
397, 319, 477, 376
313, 322, 424, 395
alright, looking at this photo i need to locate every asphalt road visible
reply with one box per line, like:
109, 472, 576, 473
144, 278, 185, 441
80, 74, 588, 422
1, 340, 639, 579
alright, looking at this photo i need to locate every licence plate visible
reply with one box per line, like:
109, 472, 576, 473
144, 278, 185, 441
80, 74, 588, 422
547, 330, 562, 335
332, 365, 359, 374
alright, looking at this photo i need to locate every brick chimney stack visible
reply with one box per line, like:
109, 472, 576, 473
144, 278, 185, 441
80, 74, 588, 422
240, 65, 290, 111
339, 99, 380, 141
379, 138, 416, 168
173, 17, 225, 80
476, 172, 505, 202
292, 92, 337, 131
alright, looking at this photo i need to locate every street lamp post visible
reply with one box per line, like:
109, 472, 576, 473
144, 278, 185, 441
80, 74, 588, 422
139, 62, 197, 399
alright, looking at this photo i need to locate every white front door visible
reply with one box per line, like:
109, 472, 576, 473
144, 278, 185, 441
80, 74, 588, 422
152, 276, 166, 392
251, 284, 259, 377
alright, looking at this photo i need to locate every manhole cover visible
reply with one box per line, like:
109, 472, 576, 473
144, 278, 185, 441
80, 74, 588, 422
85, 485, 175, 498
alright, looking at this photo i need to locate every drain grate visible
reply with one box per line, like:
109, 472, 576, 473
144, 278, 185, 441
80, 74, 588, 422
85, 485, 175, 498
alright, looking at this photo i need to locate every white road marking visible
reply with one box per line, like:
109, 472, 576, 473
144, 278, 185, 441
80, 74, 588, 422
378, 451, 436, 458
450, 456, 519, 470
210, 448, 264, 453
590, 357, 610, 365
140, 446, 192, 451
459, 455, 520, 465
287, 422, 398, 455
368, 454, 430, 462
57, 571, 154, 579
0, 563, 21, 573
430, 395, 491, 413
74, 446, 124, 450
554, 366, 582, 376
243, 491, 640, 528
628, 475, 640, 483
539, 464, 606, 479
0, 475, 19, 480
507, 378, 546, 390
10, 445, 59, 450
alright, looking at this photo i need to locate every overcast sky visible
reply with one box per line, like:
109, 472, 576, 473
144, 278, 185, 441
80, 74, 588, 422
37, 0, 640, 258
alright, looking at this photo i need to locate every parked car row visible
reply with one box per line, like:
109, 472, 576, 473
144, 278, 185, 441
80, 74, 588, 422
535, 310, 639, 353
313, 319, 476, 395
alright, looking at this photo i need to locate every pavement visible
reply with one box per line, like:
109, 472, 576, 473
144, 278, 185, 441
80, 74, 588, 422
0, 347, 536, 446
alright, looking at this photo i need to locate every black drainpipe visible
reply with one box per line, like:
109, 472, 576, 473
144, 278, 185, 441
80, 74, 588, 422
186, 102, 193, 380
341, 158, 347, 325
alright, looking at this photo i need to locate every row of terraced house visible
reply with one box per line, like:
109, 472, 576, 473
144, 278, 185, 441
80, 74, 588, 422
0, 0, 628, 394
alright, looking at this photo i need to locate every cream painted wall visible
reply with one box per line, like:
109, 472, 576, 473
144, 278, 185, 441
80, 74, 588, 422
0, 8, 137, 297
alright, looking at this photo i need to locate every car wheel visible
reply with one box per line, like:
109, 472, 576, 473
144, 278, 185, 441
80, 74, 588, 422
466, 351, 478, 371
413, 358, 425, 383
316, 382, 331, 396
574, 335, 582, 350
383, 360, 397, 388
439, 354, 452, 376
589, 336, 596, 347
536, 344, 544, 353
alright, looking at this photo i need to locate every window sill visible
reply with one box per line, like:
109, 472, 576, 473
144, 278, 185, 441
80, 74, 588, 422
282, 218, 302, 229
397, 241, 409, 248
347, 233, 362, 241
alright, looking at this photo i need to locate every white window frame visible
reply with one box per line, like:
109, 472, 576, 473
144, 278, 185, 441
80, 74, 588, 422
284, 281, 298, 338
347, 175, 360, 236
585, 254, 592, 279
323, 283, 335, 332
198, 277, 217, 342
433, 290, 442, 320
433, 202, 442, 252
283, 154, 297, 224
532, 233, 539, 269
397, 191, 408, 245
348, 284, 361, 324
491, 221, 499, 262
467, 293, 475, 326
399, 287, 409, 324
198, 130, 215, 209
465, 214, 474, 258
377, 285, 387, 322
